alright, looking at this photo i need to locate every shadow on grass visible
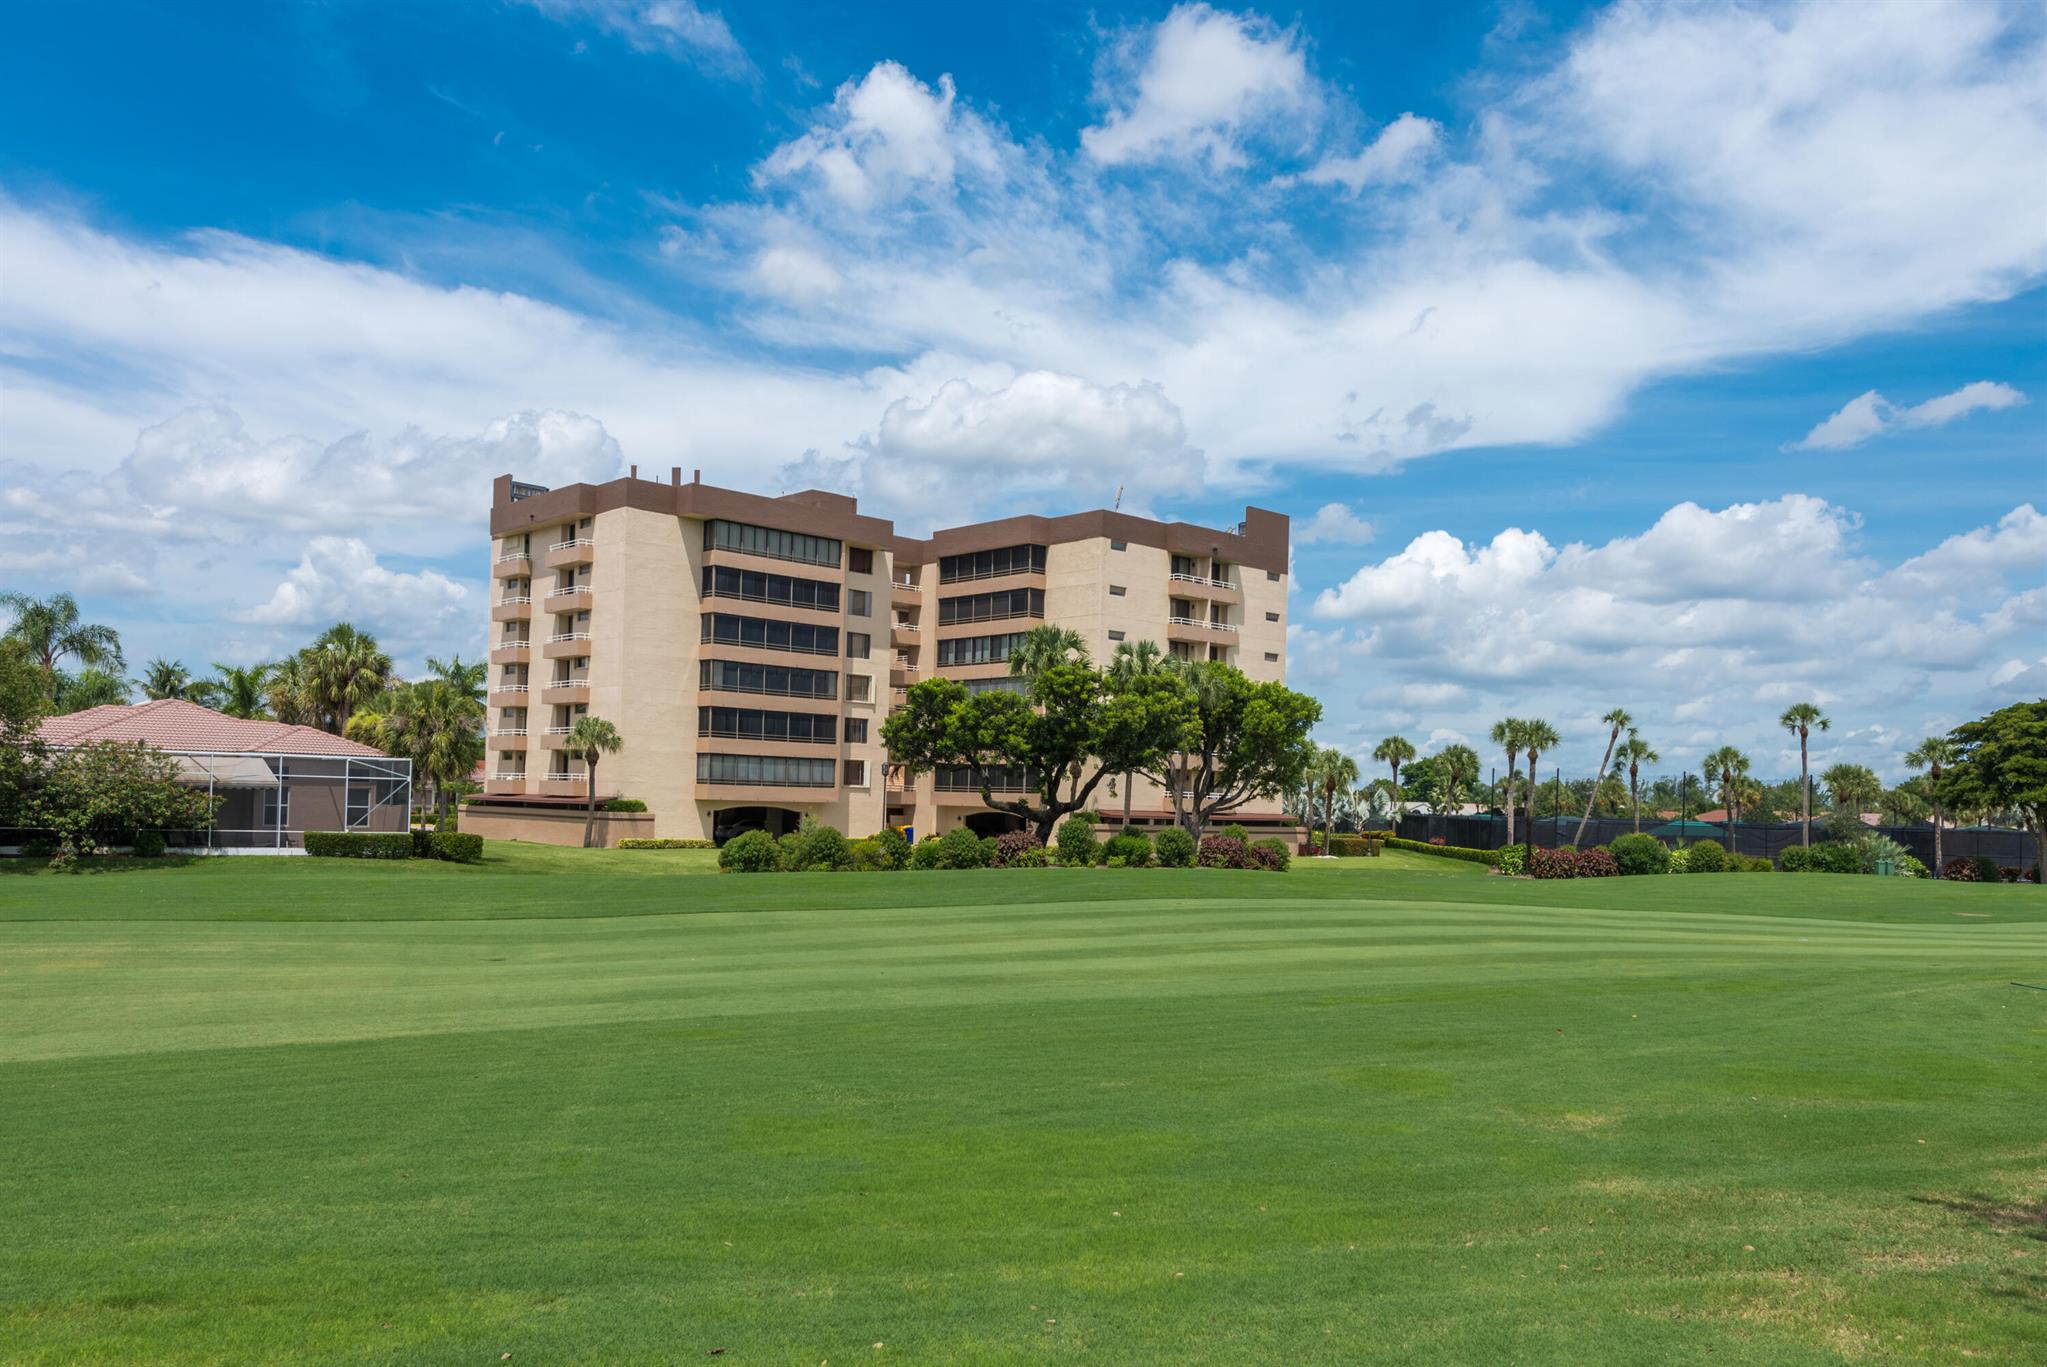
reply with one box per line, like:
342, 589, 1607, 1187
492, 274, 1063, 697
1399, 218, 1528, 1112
1913, 1192, 2047, 1241
0, 855, 206, 877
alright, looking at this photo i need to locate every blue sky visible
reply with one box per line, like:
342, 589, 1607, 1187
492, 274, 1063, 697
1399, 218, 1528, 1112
2, 0, 2042, 784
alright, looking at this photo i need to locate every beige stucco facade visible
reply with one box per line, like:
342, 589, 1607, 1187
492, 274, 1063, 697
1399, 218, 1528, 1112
474, 471, 1292, 846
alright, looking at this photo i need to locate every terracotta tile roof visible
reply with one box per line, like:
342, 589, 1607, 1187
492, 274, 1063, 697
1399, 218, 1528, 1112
37, 699, 388, 757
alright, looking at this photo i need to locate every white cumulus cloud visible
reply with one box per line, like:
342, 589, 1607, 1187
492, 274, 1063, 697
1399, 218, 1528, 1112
1295, 503, 1376, 545
1081, 4, 1313, 169
1790, 380, 2027, 450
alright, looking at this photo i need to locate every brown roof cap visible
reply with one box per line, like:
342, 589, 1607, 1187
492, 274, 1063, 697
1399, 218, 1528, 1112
37, 699, 389, 757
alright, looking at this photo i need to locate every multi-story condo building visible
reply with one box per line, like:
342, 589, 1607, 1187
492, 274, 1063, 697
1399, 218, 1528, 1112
468, 469, 1291, 845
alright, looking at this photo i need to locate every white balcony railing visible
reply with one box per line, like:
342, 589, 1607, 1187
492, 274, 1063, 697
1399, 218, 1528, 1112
493, 683, 528, 694
547, 724, 574, 735
546, 585, 592, 599
1170, 616, 1237, 632
549, 538, 595, 552
495, 551, 530, 564
491, 771, 527, 782
549, 631, 592, 643
497, 595, 531, 606
492, 727, 528, 738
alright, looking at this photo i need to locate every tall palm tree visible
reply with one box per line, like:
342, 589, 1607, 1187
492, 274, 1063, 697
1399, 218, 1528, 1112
426, 655, 487, 705
0, 591, 124, 690
1821, 762, 1882, 830
1573, 707, 1632, 847
1006, 625, 1090, 679
1704, 745, 1752, 847
209, 662, 272, 720
1309, 746, 1360, 854
385, 679, 486, 830
51, 668, 131, 712
138, 658, 198, 701
564, 714, 625, 848
1371, 735, 1416, 820
1619, 731, 1659, 834
1489, 717, 1526, 844
1436, 744, 1480, 815
305, 623, 393, 735
1778, 702, 1830, 847
1105, 639, 1166, 827
1904, 736, 1959, 875
265, 653, 320, 726
1520, 719, 1559, 848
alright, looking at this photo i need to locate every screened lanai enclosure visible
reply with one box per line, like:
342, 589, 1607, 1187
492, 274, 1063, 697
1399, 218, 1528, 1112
171, 751, 413, 850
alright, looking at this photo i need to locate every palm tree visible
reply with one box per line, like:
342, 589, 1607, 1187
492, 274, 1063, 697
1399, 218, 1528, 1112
265, 653, 320, 726
0, 591, 124, 691
1572, 707, 1632, 847
385, 680, 486, 830
564, 714, 625, 847
209, 662, 272, 720
304, 623, 393, 735
1489, 717, 1526, 844
1821, 762, 1882, 830
1618, 731, 1658, 834
1309, 746, 1360, 854
1778, 702, 1830, 847
1436, 743, 1480, 815
1703, 745, 1752, 847
1521, 719, 1559, 847
1904, 736, 1959, 875
1105, 639, 1166, 827
426, 655, 487, 705
1006, 625, 1090, 679
138, 658, 198, 701
1371, 735, 1416, 820
51, 667, 131, 712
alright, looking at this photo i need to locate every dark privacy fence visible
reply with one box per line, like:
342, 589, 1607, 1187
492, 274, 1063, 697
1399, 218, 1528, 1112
1390, 813, 2038, 869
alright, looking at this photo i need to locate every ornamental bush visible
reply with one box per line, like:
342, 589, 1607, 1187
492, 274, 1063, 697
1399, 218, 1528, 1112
1577, 846, 1619, 877
870, 826, 912, 871
1197, 835, 1254, 869
718, 828, 781, 873
1154, 826, 1196, 867
992, 830, 1044, 867
1665, 846, 1690, 874
1970, 856, 2001, 883
1386, 836, 1498, 868
1104, 831, 1153, 867
1808, 842, 1862, 875
930, 825, 992, 869
133, 830, 167, 859
1895, 854, 1928, 878
1941, 856, 1980, 881
1055, 813, 1101, 867
1251, 836, 1291, 871
848, 837, 887, 872
1329, 834, 1384, 857
910, 835, 945, 870
1493, 845, 1526, 876
1609, 833, 1669, 876
782, 820, 853, 872
1684, 839, 1726, 873
616, 837, 715, 849
416, 831, 483, 863
1528, 846, 1578, 879
306, 831, 413, 860
1778, 845, 1815, 873
601, 798, 648, 812
1222, 823, 1249, 843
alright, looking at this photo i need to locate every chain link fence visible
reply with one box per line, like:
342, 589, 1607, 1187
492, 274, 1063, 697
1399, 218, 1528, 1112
1392, 812, 2037, 870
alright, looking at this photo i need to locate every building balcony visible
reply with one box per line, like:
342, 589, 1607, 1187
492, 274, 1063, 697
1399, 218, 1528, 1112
487, 684, 529, 707
491, 596, 532, 622
1168, 573, 1244, 604
542, 586, 592, 613
541, 682, 590, 705
890, 623, 919, 649
491, 726, 529, 739
542, 632, 592, 659
483, 774, 528, 795
890, 581, 922, 610
890, 663, 919, 689
488, 643, 531, 665
1166, 616, 1238, 645
494, 554, 533, 578
540, 727, 576, 750
545, 538, 595, 569
537, 775, 588, 798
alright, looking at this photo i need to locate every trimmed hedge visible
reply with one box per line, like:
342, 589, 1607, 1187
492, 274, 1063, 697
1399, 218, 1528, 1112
421, 831, 483, 863
1328, 833, 1387, 857
1385, 836, 1498, 868
1154, 826, 1196, 868
1609, 833, 1669, 876
601, 798, 648, 812
1103, 831, 1154, 868
133, 830, 168, 859
616, 838, 715, 849
306, 832, 413, 860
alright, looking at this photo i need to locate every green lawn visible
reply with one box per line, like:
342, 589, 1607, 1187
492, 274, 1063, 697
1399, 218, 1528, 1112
2, 850, 2042, 1363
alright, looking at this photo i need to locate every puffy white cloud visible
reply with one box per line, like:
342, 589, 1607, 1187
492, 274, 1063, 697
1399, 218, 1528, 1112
756, 62, 1002, 209
1081, 4, 1313, 169
513, 0, 748, 74
1295, 503, 1375, 545
1790, 380, 2027, 450
237, 538, 474, 663
1297, 114, 1441, 192
1308, 496, 2047, 780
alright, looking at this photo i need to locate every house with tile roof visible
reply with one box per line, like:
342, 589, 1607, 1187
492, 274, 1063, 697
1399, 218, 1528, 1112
35, 699, 412, 851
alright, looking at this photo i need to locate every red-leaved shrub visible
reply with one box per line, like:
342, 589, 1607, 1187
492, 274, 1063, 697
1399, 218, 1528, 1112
1575, 846, 1619, 877
1529, 847, 1579, 879
993, 830, 1043, 867
1198, 835, 1255, 869
1428, 836, 1446, 846
1941, 857, 1980, 881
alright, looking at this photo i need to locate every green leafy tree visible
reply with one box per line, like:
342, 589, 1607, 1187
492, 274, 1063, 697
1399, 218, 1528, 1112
1821, 762, 1881, 826
1618, 731, 1658, 834
1704, 744, 1752, 846
1573, 708, 1631, 846
208, 662, 272, 720
0, 639, 50, 827
0, 591, 124, 690
887, 662, 1187, 844
51, 668, 132, 713
1105, 638, 1167, 827
1309, 745, 1360, 853
1904, 736, 1960, 874
351, 680, 486, 831
1877, 784, 1929, 826
563, 714, 624, 848
265, 653, 319, 726
1489, 717, 1527, 844
1938, 701, 2047, 884
1371, 735, 1416, 819
1779, 702, 1830, 846
304, 624, 393, 735
1006, 625, 1089, 679
1433, 744, 1480, 816
1136, 662, 1319, 842
29, 740, 218, 855
426, 655, 487, 705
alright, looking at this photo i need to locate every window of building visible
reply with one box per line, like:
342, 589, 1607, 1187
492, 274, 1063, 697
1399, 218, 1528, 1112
848, 547, 874, 575
700, 564, 840, 612
846, 631, 870, 659
1267, 569, 1281, 581
1110, 539, 1126, 551
1108, 585, 1126, 597
935, 631, 1032, 666
1172, 554, 1199, 577
1264, 652, 1280, 662
700, 613, 839, 655
934, 764, 1033, 792
961, 676, 1031, 697
697, 706, 838, 744
262, 787, 289, 828
937, 587, 1044, 626
848, 588, 872, 616
845, 717, 868, 744
1265, 611, 1280, 622
1107, 630, 1126, 642
696, 753, 837, 787
844, 759, 868, 786
703, 518, 841, 568
938, 543, 1046, 583
698, 659, 837, 699
847, 673, 873, 702
346, 785, 372, 828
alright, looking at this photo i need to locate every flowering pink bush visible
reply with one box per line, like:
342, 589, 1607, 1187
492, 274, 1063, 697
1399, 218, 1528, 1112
1575, 846, 1619, 877
1528, 847, 1580, 879
1428, 836, 1446, 846
1197, 835, 1256, 869
992, 830, 1043, 867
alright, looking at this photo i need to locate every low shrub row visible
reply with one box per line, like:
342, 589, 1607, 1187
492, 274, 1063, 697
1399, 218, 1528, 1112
1327, 833, 1387, 857
601, 798, 649, 812
615, 837, 715, 849
1384, 836, 1498, 867
716, 817, 1291, 874
1941, 857, 2041, 883
304, 830, 483, 863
